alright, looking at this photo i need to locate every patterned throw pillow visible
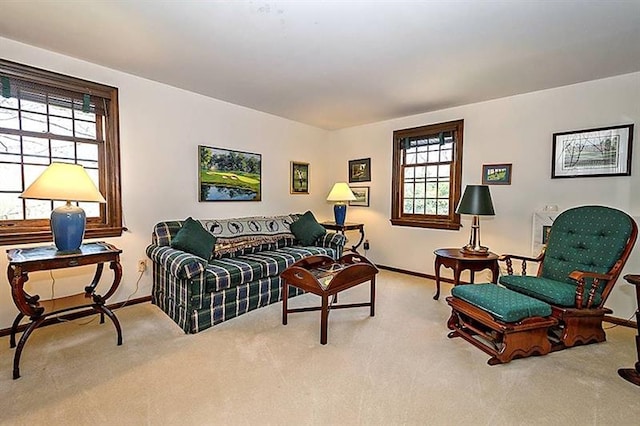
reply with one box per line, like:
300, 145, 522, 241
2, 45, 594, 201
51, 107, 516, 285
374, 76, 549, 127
170, 217, 217, 260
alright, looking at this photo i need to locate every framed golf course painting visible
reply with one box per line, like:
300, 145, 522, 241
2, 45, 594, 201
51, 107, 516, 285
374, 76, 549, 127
198, 145, 262, 201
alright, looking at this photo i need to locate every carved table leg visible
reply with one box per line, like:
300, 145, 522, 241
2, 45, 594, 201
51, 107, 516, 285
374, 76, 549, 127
13, 316, 46, 379
618, 274, 640, 386
434, 257, 442, 300
9, 313, 25, 348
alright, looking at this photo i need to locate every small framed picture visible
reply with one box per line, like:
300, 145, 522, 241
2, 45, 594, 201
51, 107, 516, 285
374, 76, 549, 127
551, 124, 633, 178
349, 186, 370, 207
349, 158, 371, 182
290, 161, 309, 194
482, 163, 512, 185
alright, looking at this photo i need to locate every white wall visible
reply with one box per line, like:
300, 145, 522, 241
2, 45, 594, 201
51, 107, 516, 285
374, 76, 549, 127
330, 72, 640, 319
0, 37, 333, 329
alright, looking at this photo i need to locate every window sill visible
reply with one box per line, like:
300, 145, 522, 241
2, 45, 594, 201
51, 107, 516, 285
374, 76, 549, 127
390, 217, 461, 230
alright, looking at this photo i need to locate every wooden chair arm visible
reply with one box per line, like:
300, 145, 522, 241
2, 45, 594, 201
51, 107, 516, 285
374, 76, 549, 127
568, 270, 613, 309
498, 252, 545, 276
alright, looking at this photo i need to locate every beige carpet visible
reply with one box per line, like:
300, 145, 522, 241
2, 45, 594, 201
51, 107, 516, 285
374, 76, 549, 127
1, 270, 639, 425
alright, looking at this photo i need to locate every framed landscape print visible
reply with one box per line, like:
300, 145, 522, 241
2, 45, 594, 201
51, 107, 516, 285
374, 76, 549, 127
349, 158, 371, 182
552, 124, 633, 178
482, 163, 512, 185
198, 145, 261, 201
290, 161, 309, 194
349, 186, 370, 207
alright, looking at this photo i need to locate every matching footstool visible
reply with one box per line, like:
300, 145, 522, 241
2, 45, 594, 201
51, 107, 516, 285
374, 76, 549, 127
446, 283, 558, 365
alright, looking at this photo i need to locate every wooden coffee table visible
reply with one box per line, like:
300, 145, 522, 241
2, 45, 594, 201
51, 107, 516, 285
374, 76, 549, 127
280, 253, 378, 344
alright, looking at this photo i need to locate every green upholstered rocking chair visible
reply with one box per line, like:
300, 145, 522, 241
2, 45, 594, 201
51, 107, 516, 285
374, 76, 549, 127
499, 205, 638, 350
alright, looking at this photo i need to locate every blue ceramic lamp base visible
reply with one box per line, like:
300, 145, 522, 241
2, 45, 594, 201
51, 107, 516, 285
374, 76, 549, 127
333, 203, 347, 226
51, 202, 86, 252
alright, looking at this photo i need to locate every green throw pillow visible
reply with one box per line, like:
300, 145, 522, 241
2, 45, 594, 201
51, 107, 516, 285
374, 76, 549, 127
171, 217, 217, 260
290, 211, 326, 246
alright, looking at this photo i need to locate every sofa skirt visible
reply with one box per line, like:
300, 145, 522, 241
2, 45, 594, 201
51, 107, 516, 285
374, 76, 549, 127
153, 273, 303, 333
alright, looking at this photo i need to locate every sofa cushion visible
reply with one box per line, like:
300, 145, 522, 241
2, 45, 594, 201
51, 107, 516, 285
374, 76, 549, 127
499, 274, 602, 307
204, 245, 336, 292
452, 283, 552, 323
290, 211, 326, 246
170, 217, 217, 260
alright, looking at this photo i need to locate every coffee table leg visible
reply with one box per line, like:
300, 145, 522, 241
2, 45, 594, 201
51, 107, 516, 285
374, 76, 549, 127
320, 294, 329, 345
370, 278, 376, 317
282, 280, 288, 326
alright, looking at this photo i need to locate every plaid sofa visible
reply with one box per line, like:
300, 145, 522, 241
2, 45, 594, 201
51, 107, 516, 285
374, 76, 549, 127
146, 214, 346, 333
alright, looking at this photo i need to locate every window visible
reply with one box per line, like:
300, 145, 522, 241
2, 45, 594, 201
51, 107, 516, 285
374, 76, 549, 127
391, 120, 463, 230
0, 59, 123, 245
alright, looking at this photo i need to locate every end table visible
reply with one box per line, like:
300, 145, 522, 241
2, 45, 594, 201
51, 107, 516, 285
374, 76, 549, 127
618, 274, 640, 386
6, 242, 123, 379
433, 248, 499, 300
321, 221, 365, 253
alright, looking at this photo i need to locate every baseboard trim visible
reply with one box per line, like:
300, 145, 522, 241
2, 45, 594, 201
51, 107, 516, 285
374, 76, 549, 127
0, 295, 152, 338
376, 264, 637, 329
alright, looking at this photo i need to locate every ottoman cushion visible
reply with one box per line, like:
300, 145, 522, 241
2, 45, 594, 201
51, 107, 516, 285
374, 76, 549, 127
451, 284, 552, 323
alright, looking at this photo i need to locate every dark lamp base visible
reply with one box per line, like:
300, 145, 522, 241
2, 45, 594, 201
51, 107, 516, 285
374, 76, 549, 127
460, 245, 490, 256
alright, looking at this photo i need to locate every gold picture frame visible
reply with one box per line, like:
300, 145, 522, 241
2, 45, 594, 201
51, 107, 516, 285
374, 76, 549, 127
290, 161, 309, 194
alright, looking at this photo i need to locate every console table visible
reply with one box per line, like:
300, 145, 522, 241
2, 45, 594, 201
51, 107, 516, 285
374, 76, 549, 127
433, 248, 499, 300
321, 221, 365, 253
6, 242, 123, 379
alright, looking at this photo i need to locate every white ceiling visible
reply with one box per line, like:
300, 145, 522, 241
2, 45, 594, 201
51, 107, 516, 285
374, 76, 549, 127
1, 1, 639, 130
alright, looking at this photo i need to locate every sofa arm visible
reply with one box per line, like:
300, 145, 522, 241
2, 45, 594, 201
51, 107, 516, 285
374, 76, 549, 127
315, 232, 347, 250
146, 244, 208, 280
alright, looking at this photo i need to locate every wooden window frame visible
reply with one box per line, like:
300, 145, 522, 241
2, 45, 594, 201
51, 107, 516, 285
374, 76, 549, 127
0, 59, 123, 245
391, 119, 464, 230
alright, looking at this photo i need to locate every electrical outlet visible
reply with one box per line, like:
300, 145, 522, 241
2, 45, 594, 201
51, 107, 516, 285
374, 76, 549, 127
363, 240, 370, 250
137, 259, 147, 273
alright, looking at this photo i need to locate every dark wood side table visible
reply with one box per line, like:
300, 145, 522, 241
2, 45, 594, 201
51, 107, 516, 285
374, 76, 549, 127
618, 274, 640, 386
281, 253, 378, 344
6, 242, 123, 379
321, 222, 365, 253
433, 248, 499, 300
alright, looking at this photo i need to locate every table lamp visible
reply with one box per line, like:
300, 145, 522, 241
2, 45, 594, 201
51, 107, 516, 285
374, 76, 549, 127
20, 162, 106, 252
455, 184, 495, 255
326, 182, 356, 226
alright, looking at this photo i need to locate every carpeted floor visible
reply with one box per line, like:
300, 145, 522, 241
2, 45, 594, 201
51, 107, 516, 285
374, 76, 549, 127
0, 270, 638, 425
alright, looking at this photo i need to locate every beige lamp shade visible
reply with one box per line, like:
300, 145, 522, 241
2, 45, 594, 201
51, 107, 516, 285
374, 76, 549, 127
326, 182, 356, 202
20, 162, 106, 203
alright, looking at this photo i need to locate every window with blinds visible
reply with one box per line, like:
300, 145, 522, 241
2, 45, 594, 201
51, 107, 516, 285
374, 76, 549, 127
0, 60, 123, 245
391, 120, 464, 230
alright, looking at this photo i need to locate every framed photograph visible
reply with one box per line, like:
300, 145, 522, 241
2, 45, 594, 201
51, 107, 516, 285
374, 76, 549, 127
552, 124, 633, 178
349, 158, 371, 182
349, 186, 370, 207
482, 163, 512, 185
290, 161, 309, 194
198, 145, 261, 201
